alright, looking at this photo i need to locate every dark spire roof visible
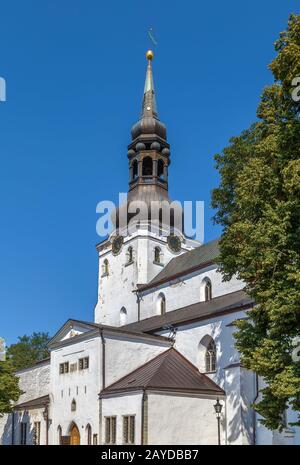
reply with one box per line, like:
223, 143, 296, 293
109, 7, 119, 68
130, 50, 167, 142
100, 348, 225, 397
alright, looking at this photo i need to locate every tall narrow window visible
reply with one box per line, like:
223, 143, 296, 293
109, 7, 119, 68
157, 293, 166, 315
33, 422, 41, 445
86, 424, 92, 445
58, 425, 62, 445
205, 339, 217, 372
126, 246, 133, 264
132, 160, 138, 180
204, 280, 212, 301
102, 259, 109, 276
120, 307, 127, 326
154, 246, 161, 264
142, 156, 153, 176
157, 159, 164, 179
105, 417, 116, 444
71, 399, 76, 412
123, 415, 135, 444
20, 422, 27, 445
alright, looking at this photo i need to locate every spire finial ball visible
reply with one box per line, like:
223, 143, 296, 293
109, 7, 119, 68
146, 50, 154, 61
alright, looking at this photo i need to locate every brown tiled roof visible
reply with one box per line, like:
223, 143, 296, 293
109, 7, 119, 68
14, 395, 50, 411
100, 348, 224, 397
123, 289, 252, 333
138, 238, 220, 292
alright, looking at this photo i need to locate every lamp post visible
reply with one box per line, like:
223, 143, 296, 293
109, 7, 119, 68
214, 398, 223, 445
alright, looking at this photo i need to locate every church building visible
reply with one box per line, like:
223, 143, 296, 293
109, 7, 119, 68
1, 50, 299, 446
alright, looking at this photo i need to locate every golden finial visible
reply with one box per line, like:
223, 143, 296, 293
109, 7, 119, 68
146, 49, 154, 61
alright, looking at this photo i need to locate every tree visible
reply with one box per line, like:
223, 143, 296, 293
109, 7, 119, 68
7, 332, 50, 371
0, 360, 22, 415
212, 14, 300, 430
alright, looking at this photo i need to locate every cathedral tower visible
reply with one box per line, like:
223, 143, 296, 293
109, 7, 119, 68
94, 51, 199, 327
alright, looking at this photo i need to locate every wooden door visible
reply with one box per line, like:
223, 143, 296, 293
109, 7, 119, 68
70, 424, 80, 445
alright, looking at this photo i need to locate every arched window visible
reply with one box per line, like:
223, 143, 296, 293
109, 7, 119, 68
156, 293, 166, 315
120, 307, 127, 325
132, 160, 138, 180
205, 339, 216, 372
198, 335, 217, 373
154, 246, 161, 264
126, 246, 133, 264
205, 280, 212, 301
71, 399, 76, 412
86, 424, 92, 445
102, 259, 109, 276
157, 159, 164, 179
57, 425, 62, 445
142, 156, 153, 176
200, 278, 212, 301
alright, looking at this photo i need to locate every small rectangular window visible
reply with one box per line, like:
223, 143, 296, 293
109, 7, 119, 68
123, 415, 135, 444
105, 417, 116, 444
59, 362, 69, 374
93, 434, 98, 445
79, 357, 89, 370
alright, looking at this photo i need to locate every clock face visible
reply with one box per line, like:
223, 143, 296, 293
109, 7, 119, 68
167, 234, 181, 253
112, 235, 124, 256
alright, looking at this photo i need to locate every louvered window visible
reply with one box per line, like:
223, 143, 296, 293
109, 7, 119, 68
105, 417, 116, 444
123, 415, 135, 444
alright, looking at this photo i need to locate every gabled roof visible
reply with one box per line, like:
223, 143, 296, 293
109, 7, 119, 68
47, 318, 170, 350
138, 238, 220, 292
123, 290, 252, 333
14, 395, 50, 411
100, 348, 224, 397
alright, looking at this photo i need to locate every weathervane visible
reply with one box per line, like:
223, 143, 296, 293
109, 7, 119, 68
148, 27, 158, 46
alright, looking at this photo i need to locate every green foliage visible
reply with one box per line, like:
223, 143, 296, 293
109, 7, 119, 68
7, 332, 50, 371
212, 14, 300, 430
0, 360, 22, 415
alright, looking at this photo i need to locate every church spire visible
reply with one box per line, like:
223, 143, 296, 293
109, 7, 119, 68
130, 50, 167, 143
142, 50, 158, 118
114, 50, 174, 230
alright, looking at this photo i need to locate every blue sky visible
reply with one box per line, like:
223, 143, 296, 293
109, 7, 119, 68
0, 1, 299, 344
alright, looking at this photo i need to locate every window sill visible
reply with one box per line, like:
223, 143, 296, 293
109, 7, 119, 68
153, 261, 164, 267
204, 370, 217, 375
125, 261, 134, 267
101, 273, 109, 278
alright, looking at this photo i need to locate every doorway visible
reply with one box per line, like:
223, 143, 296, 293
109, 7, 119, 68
70, 423, 80, 445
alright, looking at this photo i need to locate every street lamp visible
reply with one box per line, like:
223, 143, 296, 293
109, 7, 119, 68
214, 398, 223, 445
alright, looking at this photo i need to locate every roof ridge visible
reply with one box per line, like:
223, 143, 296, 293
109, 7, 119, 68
100, 347, 225, 396
140, 238, 220, 292
101, 347, 174, 392
144, 348, 174, 387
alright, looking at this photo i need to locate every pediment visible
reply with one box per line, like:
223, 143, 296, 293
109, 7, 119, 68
48, 319, 98, 348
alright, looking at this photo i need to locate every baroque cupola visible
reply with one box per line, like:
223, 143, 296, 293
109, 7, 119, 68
127, 49, 170, 196
115, 50, 182, 231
